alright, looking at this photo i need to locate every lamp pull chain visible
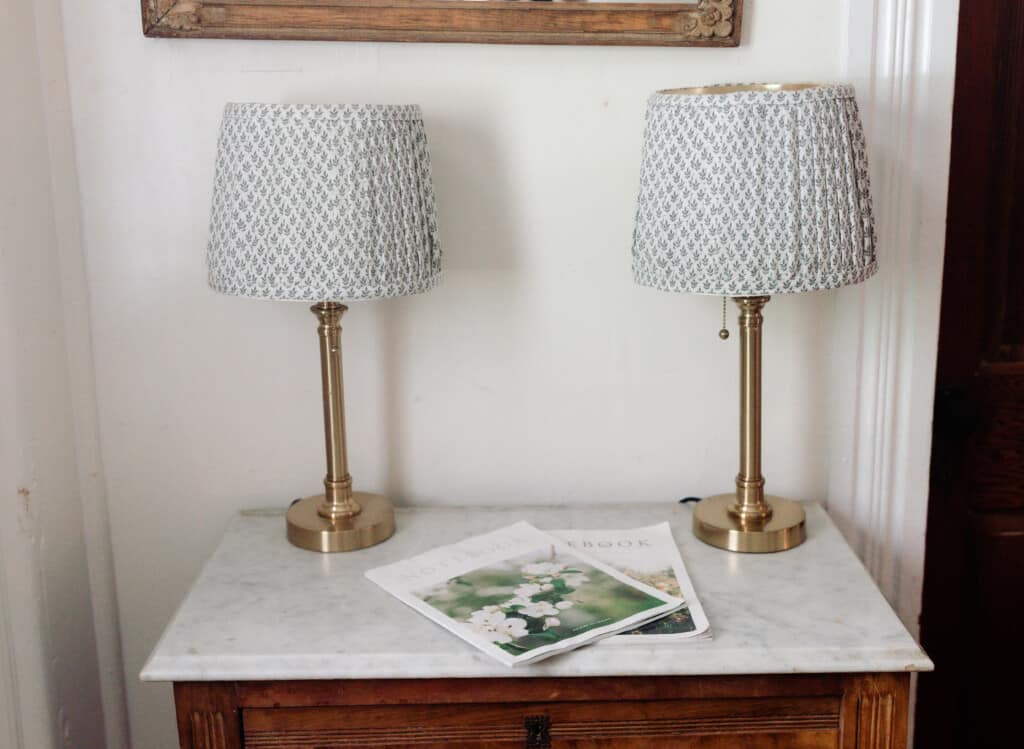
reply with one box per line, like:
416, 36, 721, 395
718, 296, 730, 340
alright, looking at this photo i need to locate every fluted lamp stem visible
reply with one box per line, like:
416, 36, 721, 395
734, 297, 769, 521
285, 303, 395, 553
693, 297, 807, 553
314, 303, 359, 519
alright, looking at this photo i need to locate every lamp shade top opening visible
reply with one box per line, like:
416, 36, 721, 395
658, 82, 824, 97
207, 103, 442, 302
632, 82, 877, 296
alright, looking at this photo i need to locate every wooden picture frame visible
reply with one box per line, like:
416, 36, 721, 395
141, 0, 742, 47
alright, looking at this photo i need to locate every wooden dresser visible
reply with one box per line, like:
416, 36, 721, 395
143, 503, 932, 748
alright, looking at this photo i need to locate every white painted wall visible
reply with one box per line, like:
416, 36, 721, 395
52, 2, 944, 747
0, 1, 124, 747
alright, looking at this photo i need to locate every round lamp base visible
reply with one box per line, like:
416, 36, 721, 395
693, 494, 806, 553
286, 492, 395, 553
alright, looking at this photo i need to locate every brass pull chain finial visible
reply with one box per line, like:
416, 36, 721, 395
718, 296, 730, 340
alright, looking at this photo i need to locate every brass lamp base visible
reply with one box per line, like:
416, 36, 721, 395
693, 494, 806, 553
286, 492, 395, 553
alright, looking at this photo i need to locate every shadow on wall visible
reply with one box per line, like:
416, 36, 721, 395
378, 112, 526, 504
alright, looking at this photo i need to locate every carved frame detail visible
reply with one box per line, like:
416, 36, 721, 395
174, 683, 243, 749
141, 0, 742, 46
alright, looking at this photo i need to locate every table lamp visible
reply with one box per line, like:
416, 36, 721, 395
632, 83, 877, 553
207, 103, 442, 552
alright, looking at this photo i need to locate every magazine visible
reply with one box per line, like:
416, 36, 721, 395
551, 523, 711, 642
366, 522, 685, 666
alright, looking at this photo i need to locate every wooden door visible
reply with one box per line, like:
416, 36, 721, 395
914, 2, 1024, 747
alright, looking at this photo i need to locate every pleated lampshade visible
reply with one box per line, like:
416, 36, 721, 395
207, 103, 442, 302
632, 83, 877, 296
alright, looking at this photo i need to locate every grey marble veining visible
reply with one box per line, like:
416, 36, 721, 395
141, 503, 932, 681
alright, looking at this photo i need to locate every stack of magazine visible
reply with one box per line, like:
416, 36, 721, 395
366, 521, 710, 666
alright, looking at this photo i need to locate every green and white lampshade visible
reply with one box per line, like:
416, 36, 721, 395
631, 83, 877, 296
207, 103, 442, 302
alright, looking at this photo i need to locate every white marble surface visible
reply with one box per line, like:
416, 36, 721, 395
141, 503, 932, 681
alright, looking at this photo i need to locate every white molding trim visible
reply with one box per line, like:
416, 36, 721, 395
0, 538, 26, 749
829, 0, 959, 634
0, 290, 58, 749
0, 499, 56, 749
32, 0, 132, 746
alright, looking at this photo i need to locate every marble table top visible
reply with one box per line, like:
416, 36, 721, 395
141, 502, 932, 682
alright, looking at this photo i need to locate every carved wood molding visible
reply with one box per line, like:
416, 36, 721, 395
188, 711, 230, 749
174, 683, 243, 749
140, 0, 743, 47
144, 1, 200, 33
840, 675, 909, 749
852, 687, 896, 748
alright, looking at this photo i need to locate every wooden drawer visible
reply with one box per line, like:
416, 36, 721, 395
243, 696, 842, 748
175, 674, 908, 748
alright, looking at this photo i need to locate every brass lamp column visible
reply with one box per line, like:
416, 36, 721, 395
632, 83, 878, 554
205, 103, 442, 553
285, 303, 394, 552
693, 297, 806, 552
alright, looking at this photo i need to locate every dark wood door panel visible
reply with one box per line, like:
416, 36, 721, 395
965, 511, 1024, 748
917, 0, 1024, 744
967, 369, 1024, 512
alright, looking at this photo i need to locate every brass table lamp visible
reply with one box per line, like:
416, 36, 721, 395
206, 103, 442, 552
632, 83, 878, 553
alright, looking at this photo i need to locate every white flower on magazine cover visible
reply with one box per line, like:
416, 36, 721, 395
494, 617, 528, 641
465, 610, 528, 644
513, 583, 543, 598
467, 607, 505, 628
563, 574, 590, 588
518, 600, 560, 619
521, 562, 566, 577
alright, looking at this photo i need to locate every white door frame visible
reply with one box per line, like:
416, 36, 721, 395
829, 0, 960, 636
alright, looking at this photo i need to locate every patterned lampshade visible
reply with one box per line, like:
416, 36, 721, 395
207, 103, 442, 301
632, 84, 877, 296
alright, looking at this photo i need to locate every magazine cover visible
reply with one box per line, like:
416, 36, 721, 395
552, 523, 711, 642
365, 522, 685, 666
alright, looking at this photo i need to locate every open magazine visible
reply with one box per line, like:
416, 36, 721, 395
552, 523, 710, 642
366, 522, 685, 666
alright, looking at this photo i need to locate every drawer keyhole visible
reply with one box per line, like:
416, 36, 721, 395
524, 715, 551, 748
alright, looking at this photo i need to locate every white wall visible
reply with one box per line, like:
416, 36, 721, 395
0, 1, 122, 747
57, 2, 859, 746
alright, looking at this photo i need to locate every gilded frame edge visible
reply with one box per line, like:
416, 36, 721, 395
141, 0, 743, 47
